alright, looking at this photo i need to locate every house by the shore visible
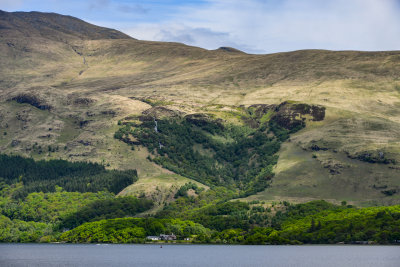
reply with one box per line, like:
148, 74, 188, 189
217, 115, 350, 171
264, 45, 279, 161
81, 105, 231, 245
146, 234, 177, 241
160, 234, 177, 241
146, 236, 161, 241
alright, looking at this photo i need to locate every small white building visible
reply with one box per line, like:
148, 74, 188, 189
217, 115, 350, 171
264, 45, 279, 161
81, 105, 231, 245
146, 236, 161, 241
160, 234, 177, 241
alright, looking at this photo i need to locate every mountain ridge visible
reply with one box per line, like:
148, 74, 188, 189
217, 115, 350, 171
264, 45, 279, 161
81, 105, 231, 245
0, 10, 132, 41
1, 11, 399, 206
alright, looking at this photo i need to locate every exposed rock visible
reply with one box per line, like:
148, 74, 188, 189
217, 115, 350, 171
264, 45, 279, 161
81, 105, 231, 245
347, 151, 396, 164
248, 102, 325, 131
11, 93, 52, 110
73, 97, 95, 106
241, 117, 260, 128
248, 104, 277, 118
101, 110, 116, 116
140, 107, 184, 121
78, 140, 92, 146
68, 152, 91, 157
319, 158, 345, 175
310, 144, 329, 151
120, 135, 140, 145
16, 110, 30, 122
79, 120, 92, 128
11, 140, 20, 147
310, 106, 325, 121
373, 184, 388, 190
271, 102, 326, 130
185, 113, 224, 130
381, 189, 398, 196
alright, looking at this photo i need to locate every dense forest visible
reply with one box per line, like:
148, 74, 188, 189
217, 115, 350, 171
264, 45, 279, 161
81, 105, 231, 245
114, 113, 296, 195
60, 218, 210, 243
59, 196, 153, 229
0, 187, 114, 223
0, 186, 153, 242
58, 200, 400, 244
0, 154, 137, 198
1, 172, 399, 244
0, 154, 148, 242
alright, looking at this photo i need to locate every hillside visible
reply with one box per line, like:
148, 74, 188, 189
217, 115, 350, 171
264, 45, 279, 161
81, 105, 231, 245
0, 10, 399, 206
0, 10, 131, 40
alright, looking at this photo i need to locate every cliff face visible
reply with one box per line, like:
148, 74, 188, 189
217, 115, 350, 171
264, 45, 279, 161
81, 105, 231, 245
0, 11, 399, 205
249, 102, 326, 130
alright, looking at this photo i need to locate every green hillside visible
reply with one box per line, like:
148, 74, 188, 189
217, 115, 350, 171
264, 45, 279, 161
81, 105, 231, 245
55, 201, 400, 244
0, 10, 399, 209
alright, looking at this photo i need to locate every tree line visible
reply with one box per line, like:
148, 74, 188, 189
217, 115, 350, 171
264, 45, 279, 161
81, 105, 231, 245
0, 154, 137, 198
57, 201, 400, 244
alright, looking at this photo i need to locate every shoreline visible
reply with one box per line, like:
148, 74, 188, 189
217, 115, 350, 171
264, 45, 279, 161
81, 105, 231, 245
0, 242, 398, 246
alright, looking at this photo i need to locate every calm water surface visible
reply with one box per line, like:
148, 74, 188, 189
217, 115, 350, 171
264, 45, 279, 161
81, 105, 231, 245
0, 244, 399, 267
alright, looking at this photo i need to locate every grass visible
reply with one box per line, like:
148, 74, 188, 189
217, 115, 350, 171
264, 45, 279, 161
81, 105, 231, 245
260, 110, 274, 124
119, 173, 209, 214
395, 83, 400, 94
241, 140, 400, 207
56, 118, 82, 144
1, 16, 400, 205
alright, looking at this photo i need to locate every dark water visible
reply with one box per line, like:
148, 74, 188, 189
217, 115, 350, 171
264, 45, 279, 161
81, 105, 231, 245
0, 244, 399, 267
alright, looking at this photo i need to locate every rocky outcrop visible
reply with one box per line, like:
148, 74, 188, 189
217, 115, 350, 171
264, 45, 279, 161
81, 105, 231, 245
79, 120, 92, 128
347, 151, 396, 164
248, 104, 277, 118
310, 144, 329, 151
271, 102, 325, 130
11, 93, 52, 110
139, 107, 184, 121
249, 102, 325, 130
318, 158, 345, 175
16, 109, 31, 122
185, 113, 224, 130
101, 110, 116, 117
73, 97, 95, 106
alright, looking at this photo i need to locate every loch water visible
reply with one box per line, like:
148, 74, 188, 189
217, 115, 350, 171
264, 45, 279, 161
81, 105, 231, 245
0, 243, 399, 267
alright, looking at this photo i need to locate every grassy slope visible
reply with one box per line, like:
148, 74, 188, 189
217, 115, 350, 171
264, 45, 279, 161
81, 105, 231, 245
243, 108, 400, 206
118, 173, 209, 214
1, 11, 400, 206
